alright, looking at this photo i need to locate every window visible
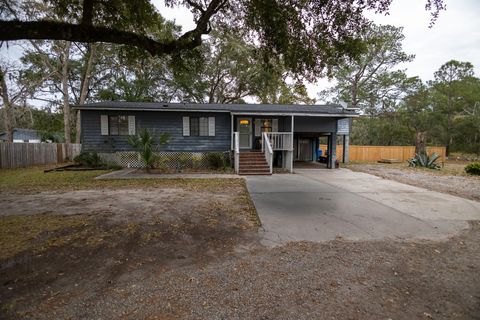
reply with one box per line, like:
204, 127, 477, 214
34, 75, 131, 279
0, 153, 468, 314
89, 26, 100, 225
109, 115, 129, 135
190, 117, 199, 136
199, 117, 209, 136
261, 119, 272, 133
255, 118, 277, 136
190, 117, 209, 136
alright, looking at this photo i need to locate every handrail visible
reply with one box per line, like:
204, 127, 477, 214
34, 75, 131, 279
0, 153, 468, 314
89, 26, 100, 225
262, 132, 273, 174
266, 132, 293, 151
234, 132, 240, 174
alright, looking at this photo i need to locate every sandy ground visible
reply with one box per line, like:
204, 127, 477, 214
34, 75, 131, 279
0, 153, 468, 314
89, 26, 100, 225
348, 163, 480, 202
1, 182, 479, 319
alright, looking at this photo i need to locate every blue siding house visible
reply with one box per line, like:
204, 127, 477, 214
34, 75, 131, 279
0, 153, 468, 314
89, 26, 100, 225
75, 102, 358, 174
0, 128, 41, 143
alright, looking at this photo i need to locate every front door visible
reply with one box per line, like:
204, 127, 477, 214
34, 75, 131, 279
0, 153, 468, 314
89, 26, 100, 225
238, 118, 252, 149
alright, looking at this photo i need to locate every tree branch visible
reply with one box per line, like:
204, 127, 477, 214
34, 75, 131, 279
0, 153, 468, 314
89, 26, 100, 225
82, 0, 94, 25
0, 0, 225, 56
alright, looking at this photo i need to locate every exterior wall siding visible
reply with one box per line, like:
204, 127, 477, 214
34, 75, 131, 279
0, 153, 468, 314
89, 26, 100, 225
81, 110, 231, 153
294, 116, 337, 133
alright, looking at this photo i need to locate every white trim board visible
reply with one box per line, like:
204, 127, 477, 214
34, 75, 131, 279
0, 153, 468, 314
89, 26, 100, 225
231, 112, 359, 117
75, 107, 358, 117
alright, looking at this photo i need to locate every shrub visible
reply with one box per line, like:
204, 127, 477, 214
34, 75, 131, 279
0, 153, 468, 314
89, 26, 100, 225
128, 128, 169, 172
204, 152, 225, 169
74, 152, 103, 168
407, 151, 441, 169
465, 162, 480, 176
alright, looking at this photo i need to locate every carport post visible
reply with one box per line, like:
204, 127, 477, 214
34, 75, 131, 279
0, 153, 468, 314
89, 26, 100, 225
328, 133, 337, 169
342, 135, 349, 163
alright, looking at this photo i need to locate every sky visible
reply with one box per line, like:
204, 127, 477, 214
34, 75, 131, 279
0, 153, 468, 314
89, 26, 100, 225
1, 0, 479, 103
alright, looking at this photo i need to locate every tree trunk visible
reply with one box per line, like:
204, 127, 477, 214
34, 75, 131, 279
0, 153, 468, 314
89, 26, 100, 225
414, 131, 427, 155
61, 41, 72, 143
0, 69, 14, 142
76, 43, 97, 144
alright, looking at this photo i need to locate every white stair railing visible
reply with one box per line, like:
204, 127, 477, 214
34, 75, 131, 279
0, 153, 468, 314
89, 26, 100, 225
234, 132, 240, 174
266, 132, 293, 150
262, 132, 273, 174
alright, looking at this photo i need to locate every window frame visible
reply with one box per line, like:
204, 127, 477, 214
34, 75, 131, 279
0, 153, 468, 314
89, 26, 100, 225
189, 117, 210, 137
108, 115, 129, 136
190, 117, 200, 136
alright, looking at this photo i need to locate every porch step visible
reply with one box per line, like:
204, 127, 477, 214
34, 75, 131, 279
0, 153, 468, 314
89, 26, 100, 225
239, 169, 271, 174
239, 160, 268, 164
240, 164, 269, 169
239, 171, 271, 175
238, 152, 271, 175
239, 154, 266, 158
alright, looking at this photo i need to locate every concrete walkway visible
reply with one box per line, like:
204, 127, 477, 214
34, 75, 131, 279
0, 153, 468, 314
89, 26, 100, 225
96, 168, 241, 180
246, 169, 480, 246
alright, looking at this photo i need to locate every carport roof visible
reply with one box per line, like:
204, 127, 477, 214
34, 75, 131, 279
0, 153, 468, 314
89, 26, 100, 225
74, 101, 358, 116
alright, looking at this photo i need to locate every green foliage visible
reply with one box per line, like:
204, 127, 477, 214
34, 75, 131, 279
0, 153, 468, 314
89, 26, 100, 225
428, 60, 478, 154
127, 128, 170, 171
464, 162, 480, 176
407, 152, 441, 169
74, 152, 104, 168
320, 24, 415, 113
170, 29, 315, 104
204, 152, 227, 169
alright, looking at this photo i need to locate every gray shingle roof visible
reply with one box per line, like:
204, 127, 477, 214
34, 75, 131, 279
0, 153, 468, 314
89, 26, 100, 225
74, 101, 358, 116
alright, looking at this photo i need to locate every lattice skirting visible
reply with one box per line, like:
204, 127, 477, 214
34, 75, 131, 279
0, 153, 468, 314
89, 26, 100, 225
99, 151, 232, 169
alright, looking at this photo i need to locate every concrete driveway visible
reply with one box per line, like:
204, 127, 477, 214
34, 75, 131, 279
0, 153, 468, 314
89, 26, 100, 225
246, 169, 480, 246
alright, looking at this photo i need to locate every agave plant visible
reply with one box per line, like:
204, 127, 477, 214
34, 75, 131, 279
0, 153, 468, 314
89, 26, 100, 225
407, 151, 441, 169
128, 128, 169, 172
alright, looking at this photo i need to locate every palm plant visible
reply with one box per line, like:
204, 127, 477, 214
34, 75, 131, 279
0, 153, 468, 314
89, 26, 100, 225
127, 128, 169, 172
407, 151, 441, 169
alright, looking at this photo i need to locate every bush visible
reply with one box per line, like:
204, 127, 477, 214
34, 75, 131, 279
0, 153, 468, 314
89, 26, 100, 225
74, 152, 103, 168
204, 152, 226, 169
407, 151, 441, 169
127, 128, 170, 172
465, 162, 480, 175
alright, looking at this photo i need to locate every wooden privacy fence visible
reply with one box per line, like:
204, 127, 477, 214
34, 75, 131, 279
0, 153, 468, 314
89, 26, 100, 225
0, 143, 82, 169
319, 145, 447, 163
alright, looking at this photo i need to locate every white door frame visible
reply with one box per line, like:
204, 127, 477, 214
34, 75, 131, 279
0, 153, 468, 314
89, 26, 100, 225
238, 117, 253, 149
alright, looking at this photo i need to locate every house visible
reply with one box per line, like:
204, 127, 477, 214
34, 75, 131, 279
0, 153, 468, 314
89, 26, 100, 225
0, 128, 41, 143
75, 102, 358, 174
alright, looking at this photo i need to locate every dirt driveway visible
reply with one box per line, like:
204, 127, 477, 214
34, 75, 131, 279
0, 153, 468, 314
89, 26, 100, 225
1, 168, 480, 319
349, 162, 480, 201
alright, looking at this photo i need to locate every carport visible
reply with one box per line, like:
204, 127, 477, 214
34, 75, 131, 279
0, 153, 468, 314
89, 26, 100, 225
292, 117, 351, 169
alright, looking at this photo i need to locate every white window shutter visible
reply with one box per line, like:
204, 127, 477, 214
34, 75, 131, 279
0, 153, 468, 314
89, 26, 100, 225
255, 119, 261, 136
272, 119, 279, 132
100, 115, 109, 135
183, 116, 190, 136
208, 117, 215, 136
128, 116, 136, 135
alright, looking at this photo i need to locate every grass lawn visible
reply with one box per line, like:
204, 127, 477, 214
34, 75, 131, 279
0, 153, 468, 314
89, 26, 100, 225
0, 165, 259, 262
0, 165, 248, 193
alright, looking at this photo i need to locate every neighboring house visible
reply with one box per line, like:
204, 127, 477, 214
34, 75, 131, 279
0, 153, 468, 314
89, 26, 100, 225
75, 102, 358, 174
0, 128, 41, 143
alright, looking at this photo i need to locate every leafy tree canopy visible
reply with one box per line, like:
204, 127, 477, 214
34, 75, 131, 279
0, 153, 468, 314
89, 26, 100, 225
1, 0, 445, 78
319, 24, 415, 113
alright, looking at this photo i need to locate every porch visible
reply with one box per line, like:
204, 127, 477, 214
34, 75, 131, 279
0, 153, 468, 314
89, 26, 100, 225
231, 114, 350, 175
